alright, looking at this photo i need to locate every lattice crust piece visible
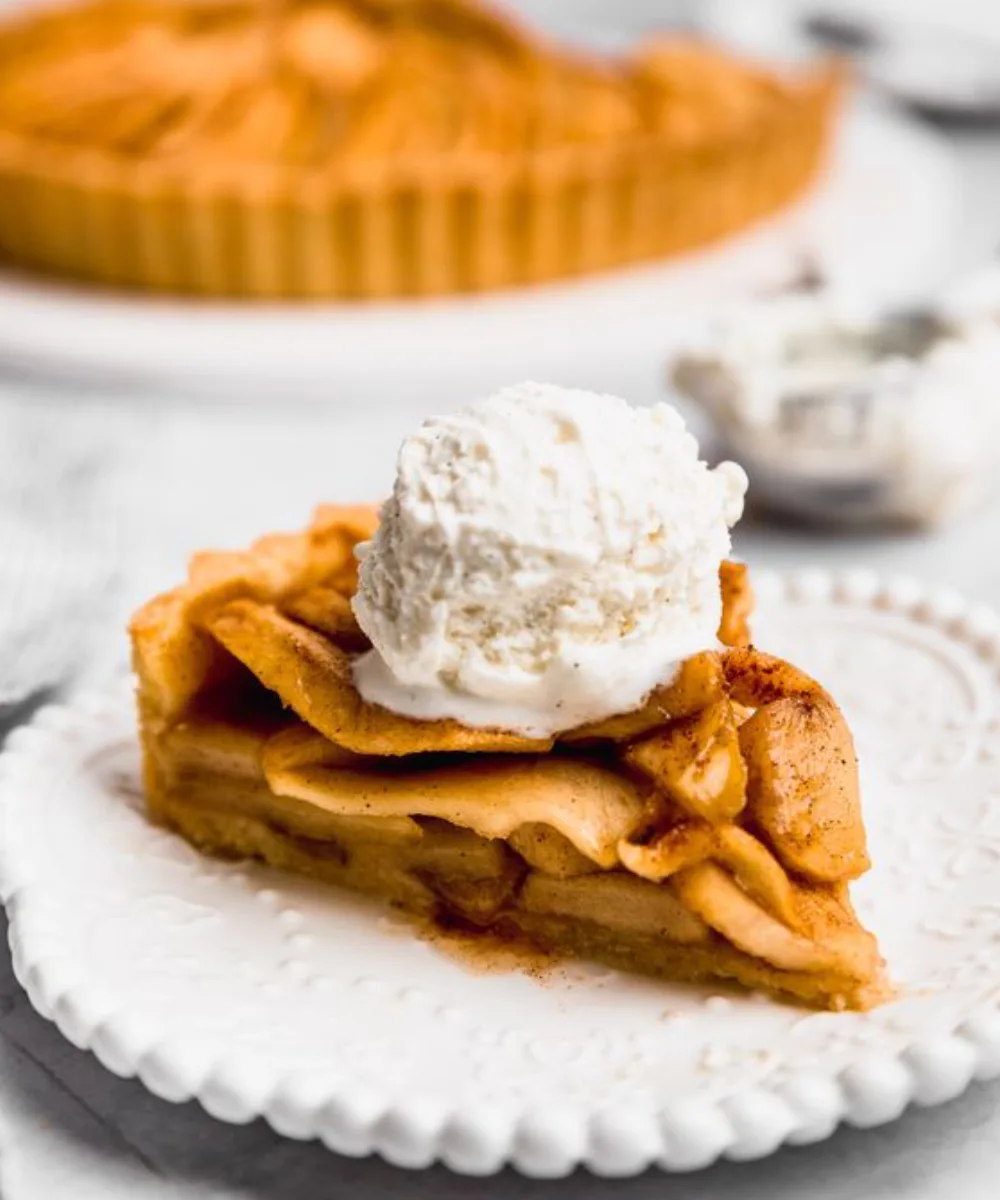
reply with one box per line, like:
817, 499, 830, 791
131, 505, 889, 1011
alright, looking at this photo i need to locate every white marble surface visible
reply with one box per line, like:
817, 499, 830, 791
4, 8, 1000, 1195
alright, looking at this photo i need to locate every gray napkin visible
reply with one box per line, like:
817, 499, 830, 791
0, 392, 122, 712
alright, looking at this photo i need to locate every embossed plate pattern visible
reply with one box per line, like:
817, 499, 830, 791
3, 570, 1000, 1177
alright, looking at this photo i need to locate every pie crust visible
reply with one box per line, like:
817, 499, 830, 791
0, 0, 842, 298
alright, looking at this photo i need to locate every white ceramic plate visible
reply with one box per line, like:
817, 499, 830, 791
3, 569, 1000, 1178
0, 106, 956, 406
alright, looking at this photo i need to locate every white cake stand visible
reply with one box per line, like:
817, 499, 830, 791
0, 104, 957, 409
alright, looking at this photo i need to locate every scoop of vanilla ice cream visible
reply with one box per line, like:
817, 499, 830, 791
352, 382, 747, 736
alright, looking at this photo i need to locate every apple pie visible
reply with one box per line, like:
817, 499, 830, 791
131, 505, 888, 1010
0, 0, 842, 298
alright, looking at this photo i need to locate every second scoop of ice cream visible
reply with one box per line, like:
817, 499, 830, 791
351, 382, 747, 736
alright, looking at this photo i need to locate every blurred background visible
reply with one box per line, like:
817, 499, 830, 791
1, 0, 1000, 705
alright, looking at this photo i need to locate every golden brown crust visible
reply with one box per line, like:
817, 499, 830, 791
204, 597, 552, 756
282, 586, 370, 651
130, 502, 378, 721
0, 1, 843, 297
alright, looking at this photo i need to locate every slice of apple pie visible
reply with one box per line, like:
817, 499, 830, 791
132, 503, 889, 1011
